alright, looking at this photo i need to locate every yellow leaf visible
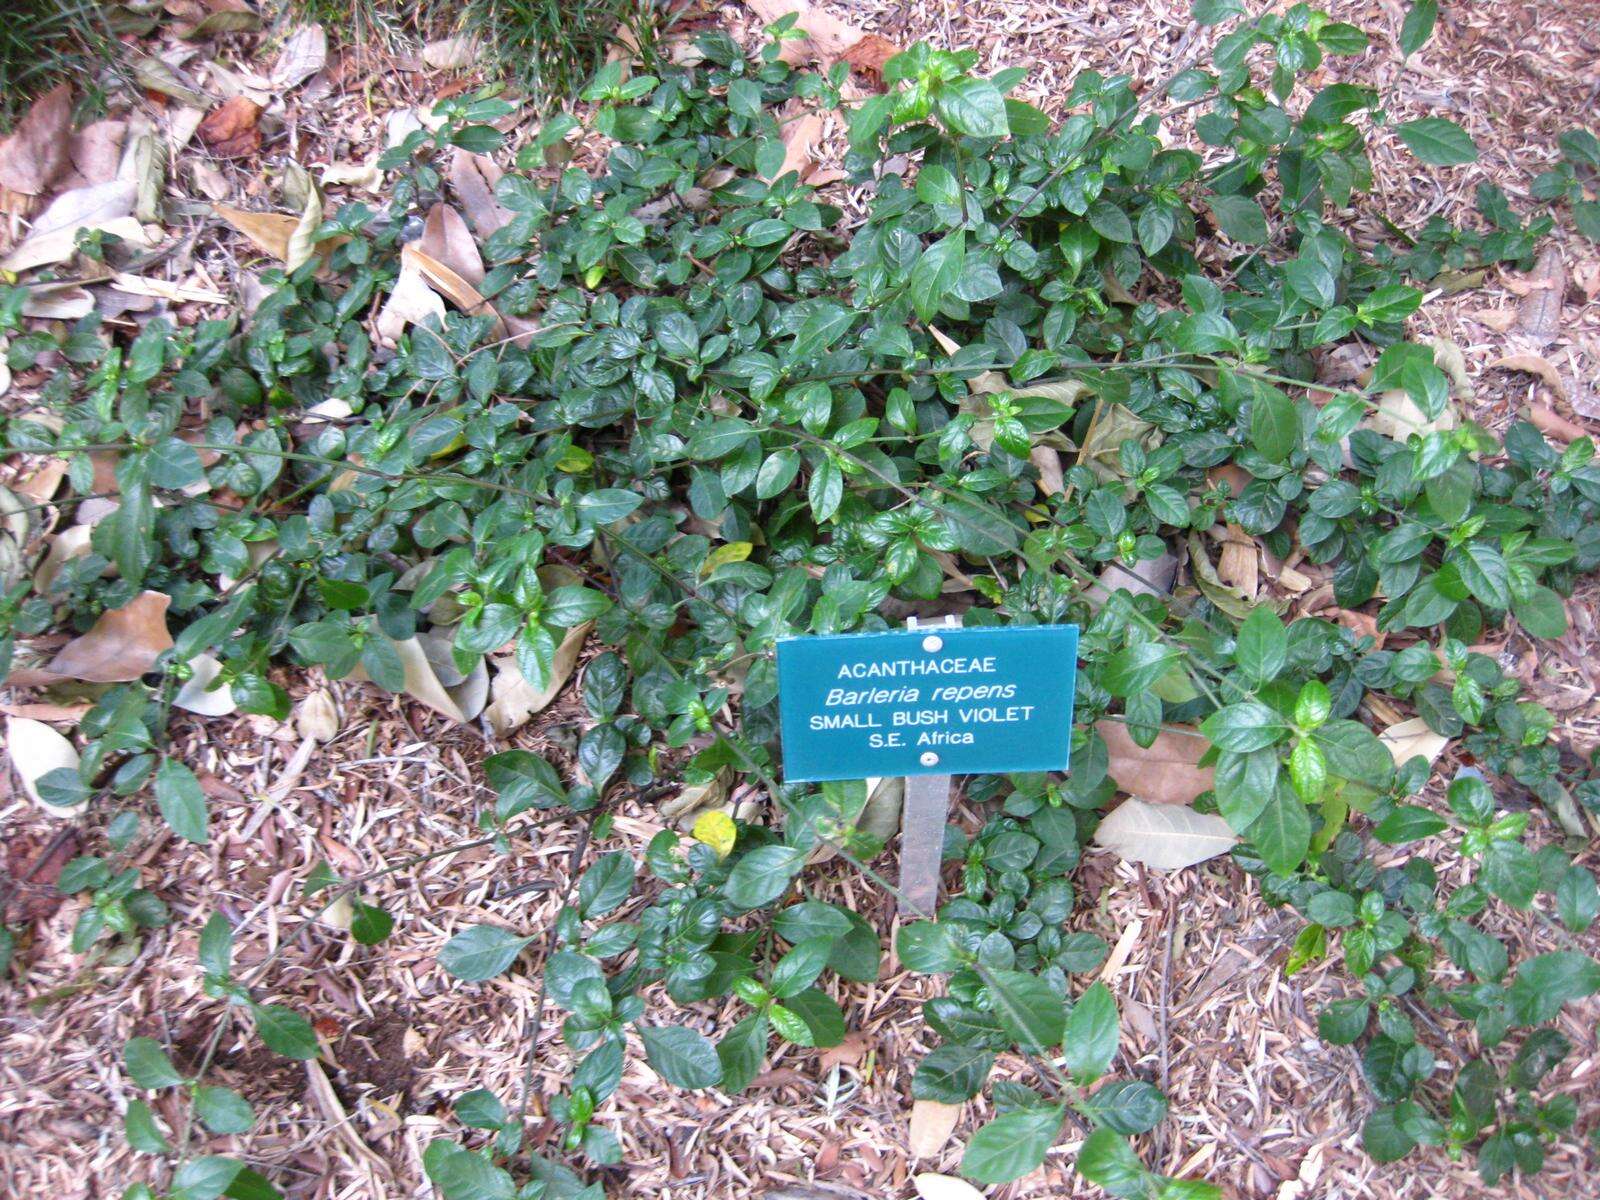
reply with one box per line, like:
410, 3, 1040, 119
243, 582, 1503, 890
691, 810, 737, 859
701, 542, 754, 575
557, 445, 594, 473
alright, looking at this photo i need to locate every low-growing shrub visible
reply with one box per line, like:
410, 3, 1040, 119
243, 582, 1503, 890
3, 2, 1598, 1196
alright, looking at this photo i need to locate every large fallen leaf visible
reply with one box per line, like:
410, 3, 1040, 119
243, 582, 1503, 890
1488, 353, 1567, 401
423, 37, 479, 69
0, 83, 72, 194
284, 169, 324, 273
1099, 719, 1214, 806
0, 183, 151, 273
404, 243, 504, 335
274, 24, 328, 88
10, 590, 173, 685
745, 0, 864, 65
908, 1102, 963, 1159
449, 151, 512, 236
913, 1174, 984, 1200
5, 716, 84, 814
482, 621, 591, 736
197, 96, 263, 159
173, 653, 236, 716
65, 118, 126, 188
840, 34, 899, 89
1378, 717, 1449, 768
419, 203, 485, 286
374, 257, 447, 342
1515, 246, 1564, 347
767, 111, 824, 183
1093, 797, 1237, 869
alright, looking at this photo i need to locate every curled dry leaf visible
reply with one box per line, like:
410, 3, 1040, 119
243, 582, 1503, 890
5, 716, 84, 814
1093, 797, 1237, 870
34, 524, 97, 593
449, 151, 512, 236
912, 1173, 985, 1200
1098, 719, 1214, 806
1, 182, 150, 273
660, 767, 734, 823
274, 24, 328, 89
404, 243, 504, 337
173, 654, 236, 716
907, 1102, 964, 1160
840, 34, 900, 89
197, 96, 263, 159
1378, 717, 1449, 769
0, 83, 72, 194
283, 169, 325, 273
296, 688, 340, 742
11, 590, 174, 685
319, 159, 383, 192
1488, 353, 1567, 401
375, 258, 448, 342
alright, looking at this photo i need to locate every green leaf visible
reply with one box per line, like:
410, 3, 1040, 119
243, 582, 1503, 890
1507, 951, 1600, 1024
1062, 981, 1120, 1084
770, 937, 832, 998
1235, 606, 1287, 684
1207, 194, 1269, 244
350, 901, 395, 946
1373, 805, 1446, 844
1512, 585, 1567, 637
195, 1085, 256, 1134
716, 1012, 769, 1094
1075, 1128, 1149, 1195
1079, 1079, 1169, 1134
1250, 384, 1299, 462
986, 968, 1065, 1052
916, 163, 961, 208
1199, 702, 1289, 752
639, 1024, 723, 1089
1362, 1106, 1417, 1163
439, 925, 535, 981
913, 1043, 995, 1102
896, 921, 965, 973
1102, 643, 1182, 696
1453, 541, 1510, 608
124, 1098, 171, 1153
577, 852, 636, 919
153, 757, 209, 844
250, 1003, 320, 1060
1248, 784, 1312, 874
1193, 0, 1246, 24
935, 76, 1009, 138
723, 845, 805, 910
962, 1105, 1065, 1184
1397, 117, 1478, 165
199, 911, 234, 978
1399, 0, 1438, 57
125, 1036, 185, 1089
909, 229, 966, 323
785, 986, 847, 1048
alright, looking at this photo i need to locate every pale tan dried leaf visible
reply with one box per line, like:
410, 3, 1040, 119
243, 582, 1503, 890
483, 624, 591, 736
374, 259, 447, 342
912, 1173, 984, 1200
274, 24, 328, 88
422, 37, 480, 69
449, 151, 511, 236
0, 84, 72, 194
1473, 306, 1518, 333
173, 653, 236, 716
1030, 446, 1064, 496
840, 34, 899, 88
1093, 797, 1236, 869
129, 127, 166, 223
111, 274, 228, 304
382, 635, 488, 724
660, 767, 733, 823
284, 170, 324, 273
33, 524, 95, 593
319, 159, 383, 192
404, 243, 503, 334
769, 112, 824, 182
32, 591, 173, 684
295, 689, 340, 742
1488, 353, 1567, 401
1378, 717, 1449, 768
66, 119, 126, 188
5, 716, 84, 813
1099, 719, 1214, 806
21, 282, 94, 320
133, 57, 209, 108
1515, 246, 1565, 346
214, 204, 298, 260
1, 185, 150, 273
907, 1103, 963, 1159
1527, 403, 1587, 443
419, 203, 485, 286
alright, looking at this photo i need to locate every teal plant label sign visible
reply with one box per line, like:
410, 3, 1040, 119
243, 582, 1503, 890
776, 624, 1080, 782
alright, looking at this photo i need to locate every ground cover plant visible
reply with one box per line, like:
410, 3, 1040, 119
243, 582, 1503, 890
2, 1, 1599, 1197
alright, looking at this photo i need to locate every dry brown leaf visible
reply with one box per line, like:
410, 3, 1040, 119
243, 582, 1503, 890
16, 590, 174, 685
197, 96, 263, 159
405, 243, 505, 337
840, 34, 899, 88
274, 24, 328, 89
449, 151, 512, 236
1489, 353, 1567, 401
295, 689, 340, 742
284, 170, 324, 273
907, 1101, 963, 1159
769, 112, 824, 183
1216, 522, 1259, 600
1378, 717, 1448, 768
5, 716, 84, 814
1098, 719, 1214, 806
0, 84, 72, 194
1030, 446, 1064, 496
375, 259, 448, 342
1515, 246, 1565, 346
745, 0, 864, 65
1, 182, 147, 273
422, 37, 479, 69
1093, 797, 1236, 869
1527, 404, 1587, 443
419, 203, 485, 286
214, 205, 298, 260
65, 119, 127, 188
173, 653, 236, 716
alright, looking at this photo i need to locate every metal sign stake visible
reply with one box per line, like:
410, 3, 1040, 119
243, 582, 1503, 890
896, 614, 960, 918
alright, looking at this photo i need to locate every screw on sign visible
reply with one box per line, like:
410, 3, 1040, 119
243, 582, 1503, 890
775, 617, 1079, 917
